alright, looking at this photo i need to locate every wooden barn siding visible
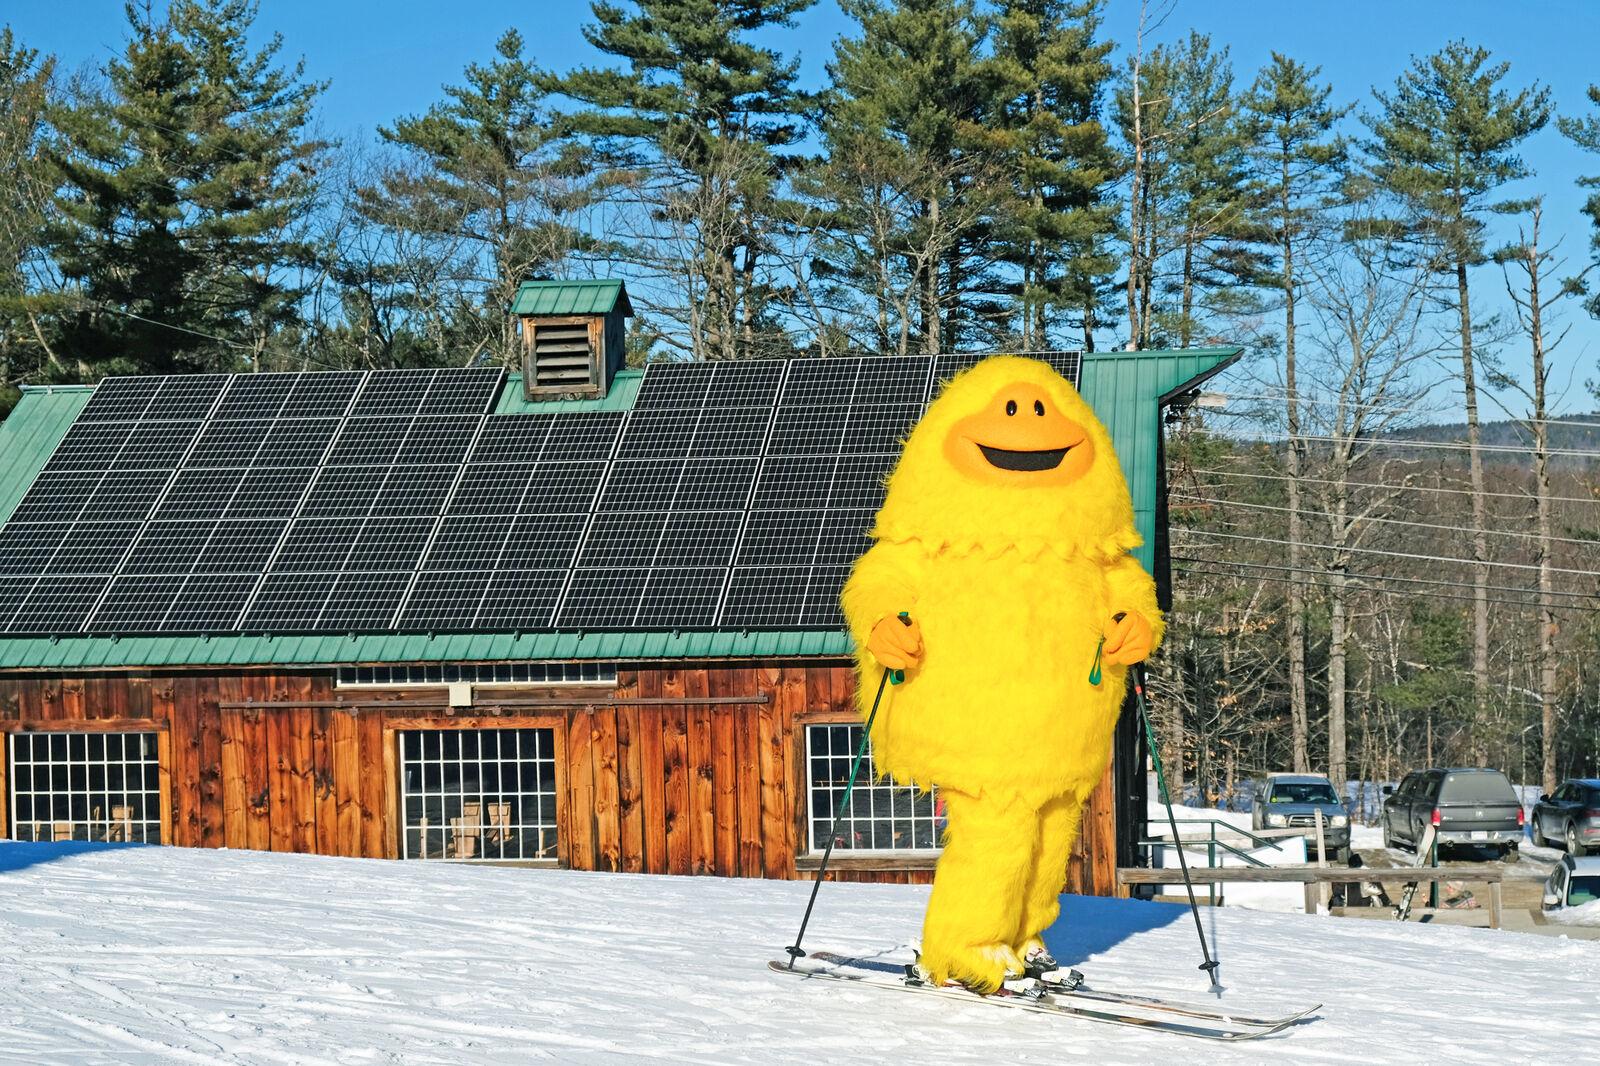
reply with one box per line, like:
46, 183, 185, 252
0, 664, 1120, 896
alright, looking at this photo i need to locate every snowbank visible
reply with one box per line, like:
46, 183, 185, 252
1, 841, 1593, 1063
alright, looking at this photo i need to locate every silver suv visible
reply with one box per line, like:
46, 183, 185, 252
1542, 854, 1600, 915
1250, 773, 1351, 860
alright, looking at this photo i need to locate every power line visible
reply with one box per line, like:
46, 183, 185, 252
1178, 528, 1600, 579
1185, 467, 1600, 507
1210, 389, 1600, 433
1173, 562, 1596, 615
1170, 554, 1599, 603
1211, 428, 1600, 461
1171, 493, 1600, 548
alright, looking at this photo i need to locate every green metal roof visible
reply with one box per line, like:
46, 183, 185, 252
495, 369, 643, 414
510, 278, 632, 317
0, 349, 1238, 670
0, 629, 851, 671
1080, 346, 1241, 575
0, 385, 93, 524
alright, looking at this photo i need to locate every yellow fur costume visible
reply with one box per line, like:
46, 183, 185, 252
841, 356, 1162, 992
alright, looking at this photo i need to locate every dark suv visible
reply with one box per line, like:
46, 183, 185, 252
1531, 779, 1600, 855
1381, 768, 1524, 858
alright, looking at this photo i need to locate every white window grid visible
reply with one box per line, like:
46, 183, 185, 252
399, 728, 558, 861
7, 731, 162, 844
805, 723, 943, 854
338, 661, 617, 688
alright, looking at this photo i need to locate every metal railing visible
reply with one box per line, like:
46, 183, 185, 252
1136, 818, 1289, 904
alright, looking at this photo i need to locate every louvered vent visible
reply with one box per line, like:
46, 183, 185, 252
529, 321, 596, 389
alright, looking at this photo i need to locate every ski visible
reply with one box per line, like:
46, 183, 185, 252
769, 956, 1305, 1041
805, 951, 1317, 1030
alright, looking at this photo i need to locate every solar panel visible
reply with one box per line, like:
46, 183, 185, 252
0, 353, 1084, 635
11, 575, 109, 631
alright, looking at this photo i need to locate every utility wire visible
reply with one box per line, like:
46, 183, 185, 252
1208, 390, 1600, 433
1175, 565, 1592, 615
1209, 429, 1600, 462
1185, 467, 1600, 507
1171, 493, 1600, 548
1170, 555, 1598, 605
1173, 563, 1595, 616
1179, 528, 1600, 579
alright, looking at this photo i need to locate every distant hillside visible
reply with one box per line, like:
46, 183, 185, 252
1383, 412, 1600, 470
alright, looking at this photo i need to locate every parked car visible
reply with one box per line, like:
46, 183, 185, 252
1381, 767, 1524, 858
1541, 853, 1600, 915
1530, 778, 1600, 855
1250, 773, 1351, 860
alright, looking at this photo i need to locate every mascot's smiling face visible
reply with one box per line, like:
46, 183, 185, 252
941, 380, 1097, 486
872, 355, 1138, 560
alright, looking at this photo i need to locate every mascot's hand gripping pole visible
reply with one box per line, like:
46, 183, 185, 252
786, 611, 913, 968
1098, 614, 1221, 988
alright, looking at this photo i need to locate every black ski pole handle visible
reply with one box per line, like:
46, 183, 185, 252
889, 611, 913, 685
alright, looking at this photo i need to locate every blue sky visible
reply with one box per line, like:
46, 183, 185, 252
9, 0, 1600, 415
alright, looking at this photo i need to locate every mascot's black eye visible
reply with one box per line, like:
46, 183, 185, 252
1005, 400, 1017, 416
1034, 400, 1045, 416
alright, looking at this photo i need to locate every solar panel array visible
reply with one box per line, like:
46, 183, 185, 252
0, 353, 1081, 636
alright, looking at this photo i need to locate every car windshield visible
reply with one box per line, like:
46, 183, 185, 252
1438, 772, 1517, 804
1569, 875, 1600, 907
1270, 783, 1339, 804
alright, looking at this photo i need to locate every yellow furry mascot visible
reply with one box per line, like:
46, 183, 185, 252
841, 355, 1162, 993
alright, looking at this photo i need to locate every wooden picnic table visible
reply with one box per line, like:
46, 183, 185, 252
1116, 863, 1506, 928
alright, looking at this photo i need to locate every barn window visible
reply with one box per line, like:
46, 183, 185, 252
338, 662, 617, 687
7, 732, 162, 844
399, 729, 558, 861
804, 723, 942, 853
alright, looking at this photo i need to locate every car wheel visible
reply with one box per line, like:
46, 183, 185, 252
1531, 818, 1545, 848
1381, 822, 1392, 850
1567, 822, 1581, 855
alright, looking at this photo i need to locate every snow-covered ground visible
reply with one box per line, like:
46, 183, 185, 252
2, 842, 1595, 1063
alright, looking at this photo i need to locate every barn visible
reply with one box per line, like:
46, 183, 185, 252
0, 279, 1238, 894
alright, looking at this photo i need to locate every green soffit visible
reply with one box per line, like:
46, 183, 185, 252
510, 278, 632, 317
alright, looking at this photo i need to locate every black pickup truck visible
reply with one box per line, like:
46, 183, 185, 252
1381, 768, 1524, 858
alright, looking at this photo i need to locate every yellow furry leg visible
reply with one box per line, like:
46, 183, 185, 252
919, 790, 1034, 993
1015, 792, 1084, 956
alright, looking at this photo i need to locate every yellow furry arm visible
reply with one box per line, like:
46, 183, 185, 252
1103, 553, 1164, 651
841, 539, 929, 653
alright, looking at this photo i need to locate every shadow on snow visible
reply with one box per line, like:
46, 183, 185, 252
0, 839, 147, 874
1041, 893, 1187, 969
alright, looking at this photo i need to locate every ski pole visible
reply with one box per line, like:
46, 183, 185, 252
786, 612, 912, 968
1131, 659, 1221, 987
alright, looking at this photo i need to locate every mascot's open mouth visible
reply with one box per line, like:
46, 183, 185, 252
977, 443, 1072, 471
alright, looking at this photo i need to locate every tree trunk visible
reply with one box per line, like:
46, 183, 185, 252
1282, 171, 1310, 773
923, 196, 941, 355
1455, 258, 1491, 761
1328, 565, 1347, 787
1525, 209, 1559, 794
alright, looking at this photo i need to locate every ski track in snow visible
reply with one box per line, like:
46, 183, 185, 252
0, 841, 1595, 1064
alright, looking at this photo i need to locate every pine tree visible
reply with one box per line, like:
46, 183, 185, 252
986, 0, 1118, 352
822, 0, 997, 353
42, 0, 326, 377
1241, 53, 1349, 774
1365, 41, 1551, 752
1558, 84, 1600, 318
360, 29, 596, 366
1116, 32, 1261, 348
0, 28, 58, 409
549, 0, 813, 361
